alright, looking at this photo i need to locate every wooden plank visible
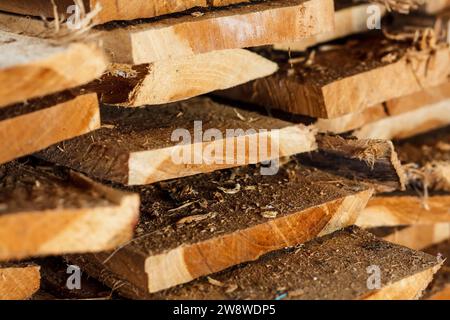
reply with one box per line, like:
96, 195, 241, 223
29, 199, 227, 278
91, 49, 278, 106
0, 30, 107, 108
0, 92, 100, 165
67, 162, 373, 296
354, 96, 450, 140
97, 0, 334, 64
75, 226, 440, 299
369, 224, 450, 251
357, 194, 450, 228
275, 2, 386, 51
395, 126, 450, 192
316, 82, 450, 134
0, 0, 257, 26
37, 98, 317, 185
0, 263, 40, 300
0, 163, 140, 261
218, 32, 450, 118
299, 134, 406, 192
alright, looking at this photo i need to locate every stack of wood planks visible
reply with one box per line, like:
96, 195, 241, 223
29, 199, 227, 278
0, 0, 449, 301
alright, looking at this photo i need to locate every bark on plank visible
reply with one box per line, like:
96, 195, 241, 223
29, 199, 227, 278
299, 134, 406, 192
0, 92, 100, 165
91, 49, 277, 106
68, 162, 373, 295
218, 33, 450, 118
0, 263, 40, 300
316, 82, 450, 134
395, 126, 450, 192
0, 163, 140, 261
0, 0, 256, 25
37, 98, 317, 185
76, 226, 440, 299
0, 30, 107, 108
421, 239, 450, 300
275, 2, 386, 51
357, 193, 450, 228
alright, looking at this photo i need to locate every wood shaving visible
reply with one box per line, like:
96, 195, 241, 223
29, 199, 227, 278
218, 184, 241, 194
207, 277, 224, 287
261, 211, 278, 219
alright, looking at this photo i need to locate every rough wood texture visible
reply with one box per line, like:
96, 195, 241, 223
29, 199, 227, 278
421, 239, 450, 300
0, 92, 100, 165
357, 193, 450, 228
219, 33, 450, 118
396, 126, 450, 192
77, 227, 441, 299
97, 0, 334, 64
68, 161, 373, 296
0, 0, 257, 25
316, 82, 450, 134
37, 98, 317, 185
92, 49, 277, 106
275, 2, 386, 51
299, 135, 406, 192
0, 163, 140, 261
370, 224, 450, 251
0, 30, 107, 108
0, 263, 40, 300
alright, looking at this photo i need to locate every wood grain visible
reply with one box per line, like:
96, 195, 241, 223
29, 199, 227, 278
75, 227, 440, 300
0, 263, 40, 300
0, 93, 100, 165
218, 33, 450, 118
316, 82, 450, 134
0, 0, 257, 25
357, 194, 450, 228
92, 49, 277, 106
0, 30, 107, 108
68, 163, 373, 296
0, 163, 140, 261
275, 2, 386, 51
37, 98, 317, 185
98, 0, 334, 63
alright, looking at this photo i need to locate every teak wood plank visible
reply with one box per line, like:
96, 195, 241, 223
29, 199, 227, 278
275, 2, 386, 51
91, 49, 278, 106
0, 0, 257, 25
37, 98, 317, 185
0, 92, 100, 165
0, 30, 107, 108
95, 0, 335, 64
0, 263, 40, 300
0, 163, 140, 261
357, 193, 450, 228
218, 32, 450, 118
299, 135, 406, 192
76, 227, 440, 299
315, 82, 450, 134
68, 161, 373, 295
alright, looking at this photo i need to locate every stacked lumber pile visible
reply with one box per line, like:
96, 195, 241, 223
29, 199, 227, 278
0, 0, 449, 301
